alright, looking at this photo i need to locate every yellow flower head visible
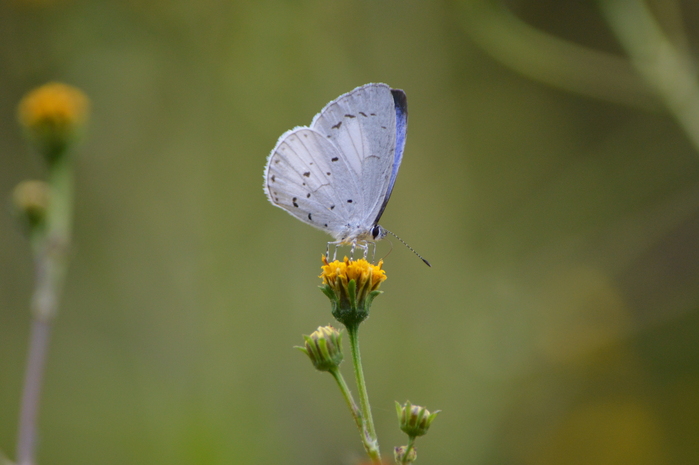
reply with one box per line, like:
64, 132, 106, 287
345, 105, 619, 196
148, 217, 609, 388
321, 256, 386, 292
320, 256, 387, 327
17, 82, 90, 160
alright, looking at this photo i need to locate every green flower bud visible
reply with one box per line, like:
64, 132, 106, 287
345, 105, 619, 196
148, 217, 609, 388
12, 180, 50, 233
395, 401, 440, 438
298, 325, 344, 372
319, 256, 386, 327
394, 445, 417, 464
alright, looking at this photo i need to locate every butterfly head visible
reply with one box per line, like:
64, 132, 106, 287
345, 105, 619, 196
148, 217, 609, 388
371, 225, 387, 241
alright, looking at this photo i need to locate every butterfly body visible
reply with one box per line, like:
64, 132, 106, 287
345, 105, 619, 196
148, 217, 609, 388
264, 83, 407, 248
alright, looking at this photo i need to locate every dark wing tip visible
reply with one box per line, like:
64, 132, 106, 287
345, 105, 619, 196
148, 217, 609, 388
391, 89, 407, 116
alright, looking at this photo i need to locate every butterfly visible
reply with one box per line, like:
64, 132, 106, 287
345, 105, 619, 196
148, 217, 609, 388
264, 83, 429, 265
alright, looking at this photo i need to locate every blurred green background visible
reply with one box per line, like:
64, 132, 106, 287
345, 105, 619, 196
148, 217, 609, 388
2, 0, 699, 464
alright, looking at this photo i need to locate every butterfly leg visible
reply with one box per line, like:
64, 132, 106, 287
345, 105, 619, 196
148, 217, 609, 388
368, 241, 377, 262
327, 241, 341, 261
353, 241, 370, 260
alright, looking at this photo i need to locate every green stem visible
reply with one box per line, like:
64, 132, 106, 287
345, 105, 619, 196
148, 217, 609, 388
329, 368, 375, 454
460, 0, 659, 110
33, 157, 73, 322
346, 324, 381, 463
599, 0, 699, 154
401, 436, 416, 465
17, 155, 74, 465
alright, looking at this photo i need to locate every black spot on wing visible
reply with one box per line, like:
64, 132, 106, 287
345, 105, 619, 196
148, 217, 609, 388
332, 121, 342, 129
306, 193, 310, 198
331, 157, 338, 162
359, 112, 367, 117
303, 171, 311, 177
344, 114, 356, 118
292, 197, 298, 208
308, 213, 313, 221
347, 199, 353, 203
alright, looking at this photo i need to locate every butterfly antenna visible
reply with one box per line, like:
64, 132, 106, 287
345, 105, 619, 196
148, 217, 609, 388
384, 229, 431, 267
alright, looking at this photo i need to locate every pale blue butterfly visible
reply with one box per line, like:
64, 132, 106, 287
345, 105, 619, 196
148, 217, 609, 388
264, 83, 429, 266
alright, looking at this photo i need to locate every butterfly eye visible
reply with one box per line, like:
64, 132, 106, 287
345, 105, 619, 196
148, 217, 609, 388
371, 225, 382, 239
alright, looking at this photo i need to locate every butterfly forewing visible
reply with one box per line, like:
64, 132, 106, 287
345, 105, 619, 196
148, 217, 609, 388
375, 89, 407, 224
311, 84, 398, 226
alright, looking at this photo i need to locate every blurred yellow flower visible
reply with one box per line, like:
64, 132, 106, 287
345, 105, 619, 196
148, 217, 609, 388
18, 82, 89, 133
17, 82, 89, 160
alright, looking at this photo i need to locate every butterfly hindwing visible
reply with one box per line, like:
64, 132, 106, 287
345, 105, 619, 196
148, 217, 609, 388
265, 127, 361, 237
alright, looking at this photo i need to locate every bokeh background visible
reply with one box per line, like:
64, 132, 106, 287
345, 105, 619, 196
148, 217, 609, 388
2, 1, 699, 464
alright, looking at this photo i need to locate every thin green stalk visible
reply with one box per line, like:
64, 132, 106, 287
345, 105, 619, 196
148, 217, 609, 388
599, 0, 699, 154
17, 155, 74, 465
329, 367, 380, 458
459, 0, 659, 110
346, 324, 381, 463
329, 368, 362, 430
400, 436, 416, 465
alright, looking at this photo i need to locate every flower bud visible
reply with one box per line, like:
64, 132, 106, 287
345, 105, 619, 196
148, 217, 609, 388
17, 82, 90, 164
394, 445, 417, 464
395, 401, 440, 438
298, 325, 344, 372
12, 180, 50, 233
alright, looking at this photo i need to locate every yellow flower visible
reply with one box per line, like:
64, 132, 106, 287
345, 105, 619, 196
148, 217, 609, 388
320, 256, 387, 327
321, 256, 386, 292
17, 82, 90, 161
